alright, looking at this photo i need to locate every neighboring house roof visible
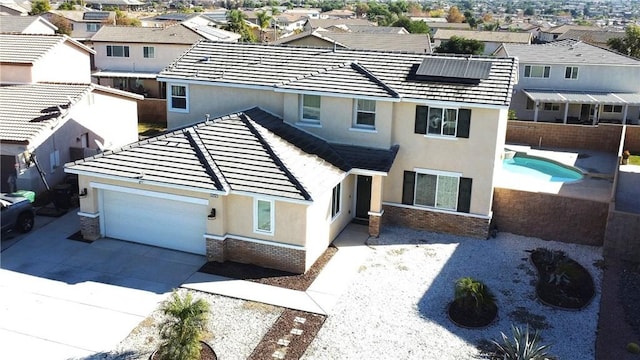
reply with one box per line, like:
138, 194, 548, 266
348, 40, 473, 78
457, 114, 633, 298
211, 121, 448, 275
90, 24, 207, 44
557, 29, 625, 46
84, 0, 144, 5
0, 34, 95, 64
180, 22, 241, 42
66, 107, 398, 200
422, 22, 471, 30
499, 39, 640, 66
46, 10, 116, 23
0, 82, 142, 144
321, 9, 355, 18
0, 15, 57, 33
159, 41, 517, 106
273, 30, 431, 53
433, 29, 532, 44
0, 2, 29, 15
541, 24, 598, 35
335, 25, 408, 34
305, 18, 374, 29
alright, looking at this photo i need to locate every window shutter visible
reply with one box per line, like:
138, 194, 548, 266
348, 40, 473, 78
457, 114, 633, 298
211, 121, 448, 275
402, 171, 416, 205
457, 109, 471, 138
457, 177, 472, 213
414, 106, 428, 134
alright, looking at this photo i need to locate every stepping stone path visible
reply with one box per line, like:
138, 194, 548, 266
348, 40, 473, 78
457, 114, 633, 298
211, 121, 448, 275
249, 309, 325, 360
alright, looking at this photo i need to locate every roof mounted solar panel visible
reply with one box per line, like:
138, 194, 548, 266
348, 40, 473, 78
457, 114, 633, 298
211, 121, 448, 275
413, 57, 492, 84
83, 11, 110, 20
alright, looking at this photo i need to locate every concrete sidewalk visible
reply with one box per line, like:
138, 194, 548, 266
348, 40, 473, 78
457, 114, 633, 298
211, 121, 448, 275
182, 224, 371, 315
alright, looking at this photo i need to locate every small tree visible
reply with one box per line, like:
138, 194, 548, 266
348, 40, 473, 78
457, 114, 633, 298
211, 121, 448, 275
608, 24, 640, 59
446, 5, 465, 23
30, 0, 51, 15
157, 291, 210, 360
435, 35, 485, 55
50, 14, 72, 35
57, 1, 74, 10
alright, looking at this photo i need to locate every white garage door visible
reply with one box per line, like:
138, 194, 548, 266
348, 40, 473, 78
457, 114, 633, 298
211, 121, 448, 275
101, 189, 207, 255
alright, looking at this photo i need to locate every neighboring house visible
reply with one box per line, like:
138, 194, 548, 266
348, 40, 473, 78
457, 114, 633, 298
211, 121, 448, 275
273, 12, 308, 33
0, 33, 141, 194
303, 18, 374, 32
537, 24, 600, 43
84, 0, 144, 11
331, 24, 409, 34
273, 30, 432, 53
0, 15, 57, 34
43, 10, 116, 41
321, 9, 355, 19
420, 21, 471, 34
0, 1, 29, 16
557, 29, 625, 49
0, 83, 141, 193
0, 34, 93, 84
433, 29, 532, 54
495, 39, 640, 124
67, 41, 517, 273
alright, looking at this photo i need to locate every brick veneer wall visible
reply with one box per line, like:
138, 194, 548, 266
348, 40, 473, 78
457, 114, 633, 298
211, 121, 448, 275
604, 210, 640, 262
506, 121, 623, 152
79, 215, 100, 241
206, 237, 306, 274
625, 126, 640, 153
493, 188, 608, 246
369, 215, 381, 237
382, 205, 491, 239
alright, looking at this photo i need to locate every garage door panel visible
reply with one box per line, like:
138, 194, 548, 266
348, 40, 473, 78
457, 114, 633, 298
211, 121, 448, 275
102, 190, 207, 255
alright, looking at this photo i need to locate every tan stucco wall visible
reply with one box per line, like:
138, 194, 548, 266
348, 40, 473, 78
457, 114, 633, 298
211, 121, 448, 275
33, 42, 91, 83
93, 42, 192, 73
385, 102, 505, 215
282, 93, 394, 149
167, 84, 285, 130
0, 64, 33, 83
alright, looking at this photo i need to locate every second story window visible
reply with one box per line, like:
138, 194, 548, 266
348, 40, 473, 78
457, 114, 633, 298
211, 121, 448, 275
565, 66, 578, 79
524, 65, 550, 78
169, 84, 188, 112
106, 45, 129, 58
414, 105, 471, 139
302, 94, 320, 122
86, 23, 100, 32
355, 99, 376, 128
143, 46, 155, 59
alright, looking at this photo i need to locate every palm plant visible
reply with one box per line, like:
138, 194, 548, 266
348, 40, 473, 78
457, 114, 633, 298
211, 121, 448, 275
157, 291, 210, 360
454, 277, 496, 315
255, 10, 272, 42
492, 325, 553, 360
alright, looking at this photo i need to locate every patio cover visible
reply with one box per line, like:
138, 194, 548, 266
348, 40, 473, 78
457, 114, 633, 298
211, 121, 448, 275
523, 89, 640, 105
92, 70, 157, 79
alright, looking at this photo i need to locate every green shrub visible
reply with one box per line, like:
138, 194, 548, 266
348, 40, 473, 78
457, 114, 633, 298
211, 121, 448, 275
454, 277, 496, 315
627, 342, 640, 354
157, 290, 210, 360
492, 325, 552, 360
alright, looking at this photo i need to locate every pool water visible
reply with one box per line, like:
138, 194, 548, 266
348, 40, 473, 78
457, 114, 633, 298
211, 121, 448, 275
503, 155, 584, 183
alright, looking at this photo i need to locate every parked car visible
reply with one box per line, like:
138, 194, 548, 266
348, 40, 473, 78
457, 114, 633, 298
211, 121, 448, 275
1, 193, 35, 233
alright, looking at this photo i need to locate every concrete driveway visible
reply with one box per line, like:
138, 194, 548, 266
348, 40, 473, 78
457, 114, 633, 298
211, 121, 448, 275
0, 210, 206, 359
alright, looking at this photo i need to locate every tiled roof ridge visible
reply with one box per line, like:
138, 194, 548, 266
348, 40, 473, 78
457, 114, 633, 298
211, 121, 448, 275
239, 111, 312, 201
183, 128, 225, 191
350, 61, 400, 98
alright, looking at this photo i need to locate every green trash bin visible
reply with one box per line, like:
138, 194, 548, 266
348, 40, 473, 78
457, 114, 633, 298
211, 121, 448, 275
12, 190, 35, 203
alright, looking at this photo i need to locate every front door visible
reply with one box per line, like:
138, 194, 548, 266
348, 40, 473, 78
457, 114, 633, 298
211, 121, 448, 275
580, 104, 592, 123
355, 175, 372, 221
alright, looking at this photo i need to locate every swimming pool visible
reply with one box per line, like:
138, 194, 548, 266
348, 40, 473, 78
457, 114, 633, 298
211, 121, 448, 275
502, 153, 584, 183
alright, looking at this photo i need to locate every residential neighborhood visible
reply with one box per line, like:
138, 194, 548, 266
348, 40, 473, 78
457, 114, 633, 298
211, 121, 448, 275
0, 0, 639, 359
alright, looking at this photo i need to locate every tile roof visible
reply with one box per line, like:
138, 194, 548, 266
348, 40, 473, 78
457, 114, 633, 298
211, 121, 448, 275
66, 108, 398, 200
159, 41, 518, 106
500, 39, 640, 66
306, 18, 374, 29
0, 83, 91, 143
90, 24, 205, 44
275, 31, 431, 53
433, 29, 532, 44
0, 15, 55, 33
339, 25, 407, 34
46, 10, 116, 23
0, 33, 93, 64
557, 29, 625, 45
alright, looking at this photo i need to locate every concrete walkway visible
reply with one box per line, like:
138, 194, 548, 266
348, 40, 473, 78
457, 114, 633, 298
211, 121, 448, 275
182, 224, 371, 315
616, 164, 640, 213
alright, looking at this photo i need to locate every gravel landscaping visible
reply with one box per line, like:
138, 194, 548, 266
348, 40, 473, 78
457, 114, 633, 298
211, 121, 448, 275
86, 226, 603, 360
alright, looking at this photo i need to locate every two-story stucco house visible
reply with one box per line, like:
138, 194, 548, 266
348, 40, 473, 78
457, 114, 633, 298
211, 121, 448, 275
0, 34, 140, 194
43, 10, 116, 41
66, 42, 518, 274
432, 29, 533, 55
495, 39, 640, 124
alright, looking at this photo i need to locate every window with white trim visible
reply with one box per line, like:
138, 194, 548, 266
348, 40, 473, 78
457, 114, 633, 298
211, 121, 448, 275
402, 170, 472, 213
564, 66, 578, 79
169, 84, 188, 111
143, 46, 155, 58
106, 45, 129, 57
331, 183, 341, 219
524, 65, 550, 78
254, 199, 274, 234
602, 105, 623, 113
526, 98, 535, 110
301, 94, 320, 122
542, 103, 559, 111
86, 23, 100, 32
355, 99, 376, 128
